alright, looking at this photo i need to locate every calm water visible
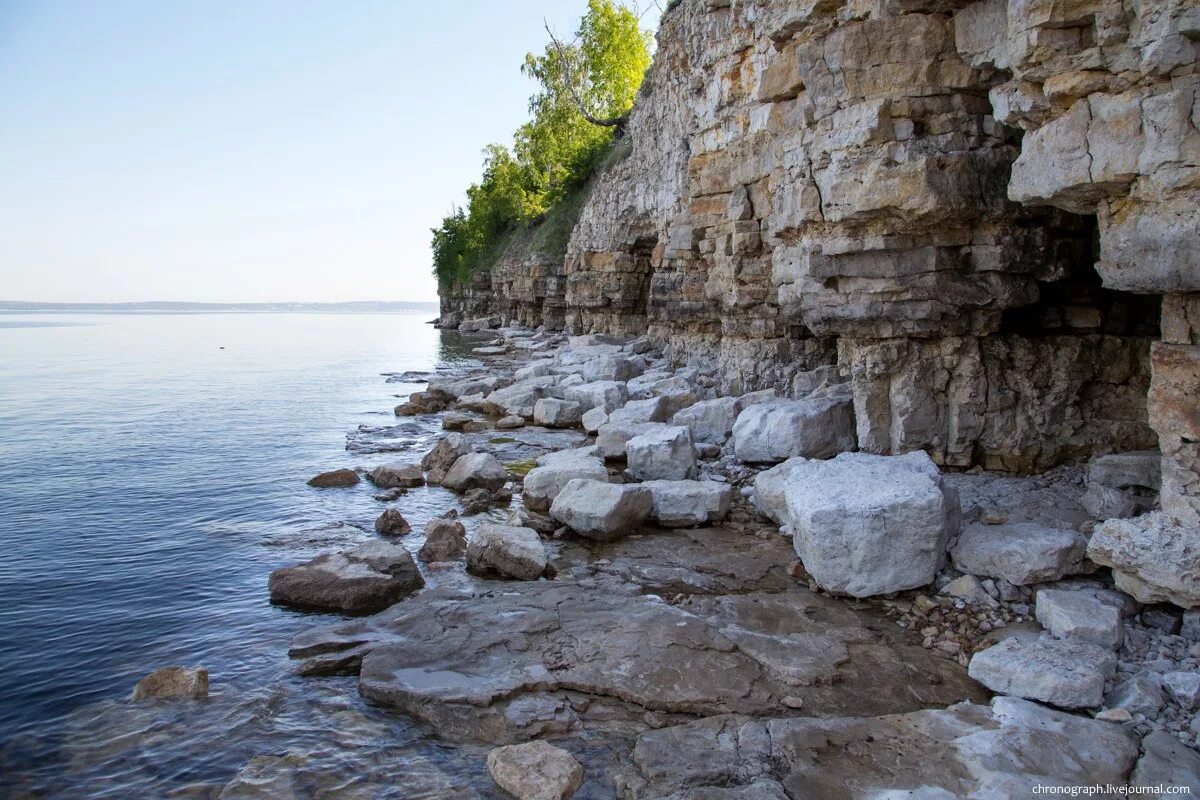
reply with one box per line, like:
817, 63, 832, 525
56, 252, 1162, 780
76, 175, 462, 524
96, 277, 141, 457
0, 312, 518, 798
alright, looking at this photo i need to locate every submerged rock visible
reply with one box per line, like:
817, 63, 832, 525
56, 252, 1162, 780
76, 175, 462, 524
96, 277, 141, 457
130, 666, 209, 701
306, 468, 359, 488
268, 542, 424, 613
466, 523, 547, 581
782, 451, 955, 597
487, 740, 583, 800
549, 479, 653, 541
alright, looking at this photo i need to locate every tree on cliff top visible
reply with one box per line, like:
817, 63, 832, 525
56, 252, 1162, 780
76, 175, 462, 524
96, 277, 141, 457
432, 0, 653, 288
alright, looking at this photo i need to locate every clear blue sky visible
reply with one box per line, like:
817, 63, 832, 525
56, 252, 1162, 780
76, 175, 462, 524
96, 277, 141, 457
0, 1, 657, 303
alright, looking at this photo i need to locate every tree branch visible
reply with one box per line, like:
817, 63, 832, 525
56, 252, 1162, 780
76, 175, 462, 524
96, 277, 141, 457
544, 20, 629, 130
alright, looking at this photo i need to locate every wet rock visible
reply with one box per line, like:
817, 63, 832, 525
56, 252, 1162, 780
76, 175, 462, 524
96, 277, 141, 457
496, 415, 526, 430
549, 479, 652, 541
130, 666, 209, 701
732, 386, 856, 463
217, 753, 307, 798
442, 412, 476, 431
642, 480, 732, 527
268, 542, 424, 613
563, 381, 628, 413
306, 468, 359, 488
421, 433, 472, 486
443, 453, 509, 494
783, 451, 955, 597
951, 522, 1086, 585
626, 425, 697, 481
395, 389, 452, 416
1088, 512, 1200, 607
466, 524, 547, 581
533, 398, 584, 429
462, 486, 510, 515
418, 518, 467, 562
367, 462, 425, 489
620, 697, 1136, 800
968, 635, 1117, 708
1130, 731, 1200, 796
1036, 589, 1123, 649
522, 457, 609, 513
487, 740, 583, 800
374, 508, 412, 536
1105, 674, 1165, 717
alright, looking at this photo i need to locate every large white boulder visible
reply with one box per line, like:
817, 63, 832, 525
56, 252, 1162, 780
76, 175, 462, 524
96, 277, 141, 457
783, 451, 955, 597
595, 421, 669, 459
732, 386, 856, 463
442, 453, 509, 494
466, 524, 546, 581
951, 522, 1086, 585
751, 457, 808, 524
1088, 512, 1200, 607
642, 480, 732, 527
968, 635, 1117, 709
626, 425, 696, 481
563, 381, 628, 413
532, 398, 584, 428
549, 478, 653, 541
522, 457, 609, 512
484, 378, 555, 418
670, 396, 740, 444
1035, 589, 1123, 649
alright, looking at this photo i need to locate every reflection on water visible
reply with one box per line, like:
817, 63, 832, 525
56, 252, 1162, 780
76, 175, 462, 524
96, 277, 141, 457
0, 312, 512, 797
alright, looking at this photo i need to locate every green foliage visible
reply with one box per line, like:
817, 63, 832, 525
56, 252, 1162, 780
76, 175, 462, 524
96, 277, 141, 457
432, 0, 653, 289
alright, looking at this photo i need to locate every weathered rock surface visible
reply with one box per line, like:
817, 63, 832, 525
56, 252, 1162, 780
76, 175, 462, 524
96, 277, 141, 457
1089, 512, 1200, 608
1036, 589, 1123, 649
642, 480, 732, 527
130, 666, 209, 702
442, 452, 509, 494
783, 451, 954, 597
670, 397, 740, 444
732, 388, 856, 463
951, 522, 1086, 585
617, 697, 1137, 800
750, 457, 807, 525
625, 425, 696, 481
466, 524, 547, 581
1131, 731, 1200, 797
487, 740, 583, 800
268, 542, 424, 613
549, 479, 652, 541
562, 381, 627, 414
306, 468, 359, 488
418, 518, 467, 563
968, 635, 1117, 708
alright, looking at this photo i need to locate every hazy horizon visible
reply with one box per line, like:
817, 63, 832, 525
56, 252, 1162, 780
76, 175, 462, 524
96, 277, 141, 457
0, 1, 654, 304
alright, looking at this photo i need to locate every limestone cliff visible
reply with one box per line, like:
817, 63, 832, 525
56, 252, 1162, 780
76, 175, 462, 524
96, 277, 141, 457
439, 0, 1197, 491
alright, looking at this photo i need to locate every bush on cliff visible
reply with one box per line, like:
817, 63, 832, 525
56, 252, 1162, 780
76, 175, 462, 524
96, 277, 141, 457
431, 0, 653, 289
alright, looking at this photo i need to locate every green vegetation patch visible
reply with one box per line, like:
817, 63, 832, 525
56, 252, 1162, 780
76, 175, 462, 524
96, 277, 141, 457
504, 458, 540, 477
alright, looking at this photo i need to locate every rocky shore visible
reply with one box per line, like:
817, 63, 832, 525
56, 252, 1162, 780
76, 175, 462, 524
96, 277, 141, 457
267, 326, 1199, 798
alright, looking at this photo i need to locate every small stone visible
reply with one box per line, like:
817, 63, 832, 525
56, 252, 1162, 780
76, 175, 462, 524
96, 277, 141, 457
486, 740, 583, 800
131, 666, 209, 701
374, 508, 412, 536
781, 696, 805, 709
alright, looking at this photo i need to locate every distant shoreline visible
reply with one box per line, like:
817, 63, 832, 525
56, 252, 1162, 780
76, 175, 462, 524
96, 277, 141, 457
0, 301, 439, 314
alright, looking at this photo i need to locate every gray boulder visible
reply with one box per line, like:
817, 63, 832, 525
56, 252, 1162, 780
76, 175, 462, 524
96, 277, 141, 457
968, 635, 1117, 708
418, 518, 467, 562
670, 396, 740, 444
421, 433, 472, 485
563, 381, 628, 413
532, 397, 584, 428
442, 453, 509, 494
466, 524, 547, 581
1035, 589, 1123, 649
549, 478, 653, 540
1130, 732, 1200, 797
268, 542, 424, 613
595, 421, 669, 460
582, 355, 640, 383
307, 468, 359, 488
131, 666, 209, 701
368, 462, 425, 489
374, 508, 412, 536
1161, 671, 1200, 710
751, 457, 808, 525
1105, 674, 1164, 717
732, 386, 856, 463
522, 457, 609, 512
608, 396, 669, 426
951, 522, 1086, 585
581, 406, 608, 434
783, 451, 955, 597
642, 480, 732, 527
626, 425, 696, 481
1088, 512, 1200, 607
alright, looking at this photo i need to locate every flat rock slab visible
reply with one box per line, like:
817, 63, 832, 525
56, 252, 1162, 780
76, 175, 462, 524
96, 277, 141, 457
617, 697, 1137, 800
951, 521, 1085, 585
968, 634, 1117, 708
289, 577, 983, 744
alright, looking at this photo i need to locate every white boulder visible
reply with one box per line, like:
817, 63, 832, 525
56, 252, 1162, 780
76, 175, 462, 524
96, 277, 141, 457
549, 478, 653, 541
626, 425, 696, 481
783, 451, 955, 597
532, 398, 584, 428
522, 457, 609, 512
968, 635, 1117, 708
751, 457, 808, 524
642, 480, 732, 527
608, 396, 669, 426
1088, 512, 1200, 607
581, 406, 609, 434
465, 524, 547, 581
563, 381, 628, 413
595, 421, 669, 459
670, 396, 740, 444
1035, 589, 1123, 649
951, 522, 1086, 585
732, 387, 856, 463
442, 453, 509, 494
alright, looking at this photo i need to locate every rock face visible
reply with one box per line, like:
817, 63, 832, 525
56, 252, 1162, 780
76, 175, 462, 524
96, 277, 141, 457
486, 741, 583, 800
268, 542, 425, 613
951, 522, 1086, 585
130, 666, 209, 701
466, 524, 547, 581
374, 508, 412, 536
549, 479, 653, 541
781, 451, 955, 597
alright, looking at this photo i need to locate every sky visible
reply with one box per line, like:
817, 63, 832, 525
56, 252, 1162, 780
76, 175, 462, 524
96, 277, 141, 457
0, 1, 658, 304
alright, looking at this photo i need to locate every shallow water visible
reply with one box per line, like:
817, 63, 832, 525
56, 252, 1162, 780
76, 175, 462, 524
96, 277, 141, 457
0, 312, 524, 798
